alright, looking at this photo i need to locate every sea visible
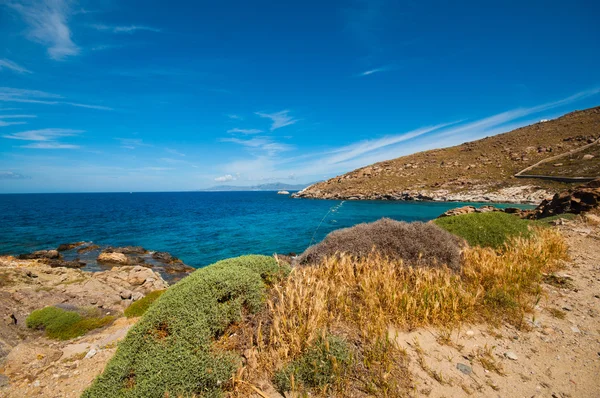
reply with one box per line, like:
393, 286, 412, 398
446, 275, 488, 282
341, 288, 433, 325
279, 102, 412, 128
0, 192, 530, 269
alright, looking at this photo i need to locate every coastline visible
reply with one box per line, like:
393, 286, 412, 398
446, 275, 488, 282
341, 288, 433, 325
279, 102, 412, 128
292, 184, 552, 205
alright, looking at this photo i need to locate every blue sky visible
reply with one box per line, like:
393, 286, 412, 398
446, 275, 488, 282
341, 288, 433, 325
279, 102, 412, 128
0, 0, 599, 193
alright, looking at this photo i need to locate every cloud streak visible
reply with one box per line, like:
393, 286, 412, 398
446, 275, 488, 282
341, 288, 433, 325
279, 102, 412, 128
3, 128, 83, 141
256, 110, 298, 131
227, 128, 263, 134
90, 24, 161, 34
0, 59, 32, 74
221, 136, 294, 156
0, 87, 113, 111
214, 174, 237, 182
6, 0, 79, 60
359, 66, 390, 76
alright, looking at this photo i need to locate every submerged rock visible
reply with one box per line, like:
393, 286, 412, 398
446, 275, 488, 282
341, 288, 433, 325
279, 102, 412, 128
57, 242, 86, 252
97, 252, 129, 265
105, 246, 148, 255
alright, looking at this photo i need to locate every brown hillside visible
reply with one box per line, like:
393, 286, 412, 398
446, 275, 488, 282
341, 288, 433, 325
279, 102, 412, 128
295, 106, 600, 203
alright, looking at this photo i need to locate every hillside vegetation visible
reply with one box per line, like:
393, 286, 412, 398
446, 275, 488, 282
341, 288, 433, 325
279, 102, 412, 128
295, 106, 600, 201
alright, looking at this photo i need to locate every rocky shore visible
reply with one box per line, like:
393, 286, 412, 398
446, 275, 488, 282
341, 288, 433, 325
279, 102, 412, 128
293, 184, 553, 204
0, 243, 197, 396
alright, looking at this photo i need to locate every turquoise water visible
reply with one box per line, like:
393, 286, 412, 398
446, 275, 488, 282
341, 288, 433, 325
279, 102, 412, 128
0, 192, 529, 268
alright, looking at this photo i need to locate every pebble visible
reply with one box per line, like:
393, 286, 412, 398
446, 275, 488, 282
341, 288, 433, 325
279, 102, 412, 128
457, 363, 472, 375
84, 348, 97, 359
504, 351, 518, 360
466, 330, 475, 337
570, 326, 581, 333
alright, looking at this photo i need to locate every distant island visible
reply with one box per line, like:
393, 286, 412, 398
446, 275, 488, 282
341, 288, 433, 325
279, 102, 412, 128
200, 182, 315, 192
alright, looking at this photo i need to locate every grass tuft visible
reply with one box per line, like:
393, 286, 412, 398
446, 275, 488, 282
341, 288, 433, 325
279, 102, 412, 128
434, 212, 534, 249
124, 290, 165, 318
26, 306, 114, 340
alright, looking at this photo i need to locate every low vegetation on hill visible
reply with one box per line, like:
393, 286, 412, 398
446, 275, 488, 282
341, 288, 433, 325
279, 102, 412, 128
299, 218, 463, 270
27, 306, 115, 341
295, 106, 600, 200
434, 212, 534, 249
84, 214, 569, 397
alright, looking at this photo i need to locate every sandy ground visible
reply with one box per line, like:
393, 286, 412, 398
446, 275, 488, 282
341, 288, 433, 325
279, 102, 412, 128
1, 221, 599, 398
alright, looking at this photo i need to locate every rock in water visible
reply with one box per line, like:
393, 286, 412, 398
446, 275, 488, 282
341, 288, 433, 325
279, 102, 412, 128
97, 252, 129, 265
57, 242, 86, 252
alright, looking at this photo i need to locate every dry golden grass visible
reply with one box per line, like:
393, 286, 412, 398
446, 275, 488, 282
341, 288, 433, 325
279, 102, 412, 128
232, 227, 568, 396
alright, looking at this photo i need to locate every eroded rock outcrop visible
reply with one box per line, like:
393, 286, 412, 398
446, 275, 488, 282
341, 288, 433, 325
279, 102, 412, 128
529, 179, 600, 219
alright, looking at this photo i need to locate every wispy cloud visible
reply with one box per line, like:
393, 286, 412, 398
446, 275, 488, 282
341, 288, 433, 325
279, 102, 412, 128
166, 148, 185, 156
6, 0, 79, 60
359, 66, 390, 76
0, 114, 37, 119
227, 114, 242, 120
20, 142, 79, 149
0, 120, 27, 127
227, 128, 263, 134
214, 174, 237, 182
0, 87, 113, 111
117, 138, 151, 149
0, 171, 30, 179
256, 110, 298, 131
221, 136, 294, 156
0, 59, 32, 74
3, 128, 83, 141
90, 24, 161, 34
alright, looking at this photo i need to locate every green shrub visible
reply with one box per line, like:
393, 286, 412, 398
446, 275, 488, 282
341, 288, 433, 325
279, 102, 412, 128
26, 306, 114, 340
124, 290, 165, 318
434, 212, 533, 249
83, 255, 287, 398
274, 335, 352, 393
299, 218, 462, 271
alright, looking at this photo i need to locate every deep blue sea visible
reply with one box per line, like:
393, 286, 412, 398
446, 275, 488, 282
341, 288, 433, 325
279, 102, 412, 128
0, 192, 530, 268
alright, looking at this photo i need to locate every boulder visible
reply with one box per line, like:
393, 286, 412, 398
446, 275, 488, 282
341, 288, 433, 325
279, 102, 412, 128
437, 206, 476, 218
529, 179, 600, 219
583, 154, 595, 160
97, 252, 129, 265
57, 242, 86, 252
475, 205, 500, 213
151, 251, 178, 263
105, 246, 147, 255
77, 244, 100, 254
163, 262, 194, 274
18, 250, 60, 260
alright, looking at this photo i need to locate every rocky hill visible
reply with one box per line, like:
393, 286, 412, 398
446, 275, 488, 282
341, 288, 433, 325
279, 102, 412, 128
294, 106, 600, 203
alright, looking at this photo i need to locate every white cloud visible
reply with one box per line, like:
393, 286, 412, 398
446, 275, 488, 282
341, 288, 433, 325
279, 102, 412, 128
256, 110, 298, 131
7, 0, 79, 60
0, 59, 32, 74
227, 114, 242, 120
359, 66, 390, 76
166, 148, 185, 156
0, 87, 113, 110
20, 142, 79, 149
221, 136, 294, 156
227, 128, 263, 134
3, 128, 83, 141
0, 120, 27, 127
214, 174, 237, 182
90, 24, 161, 34
0, 171, 30, 179
0, 114, 37, 119
116, 138, 151, 149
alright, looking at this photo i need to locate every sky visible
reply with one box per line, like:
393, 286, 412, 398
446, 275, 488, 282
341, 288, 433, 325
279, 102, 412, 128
0, 0, 599, 193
